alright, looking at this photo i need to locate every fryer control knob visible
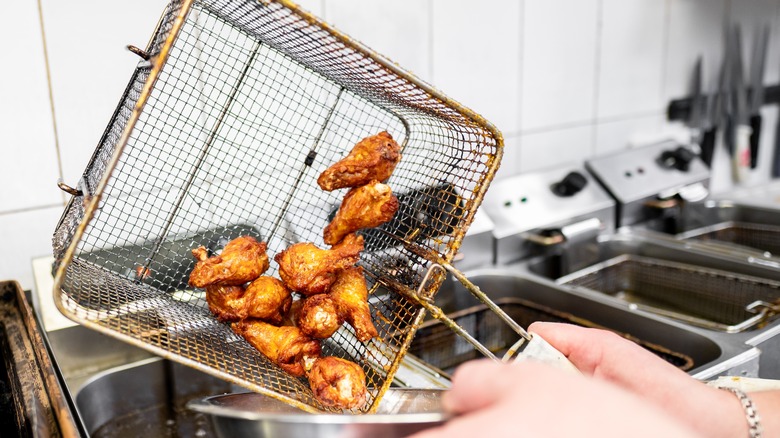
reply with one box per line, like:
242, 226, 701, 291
551, 171, 588, 197
658, 146, 695, 172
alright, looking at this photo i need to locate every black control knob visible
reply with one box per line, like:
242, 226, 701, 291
658, 146, 695, 172
551, 171, 588, 197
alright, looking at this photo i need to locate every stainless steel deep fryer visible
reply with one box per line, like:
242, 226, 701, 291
408, 297, 695, 373
559, 255, 780, 333
52, 0, 504, 414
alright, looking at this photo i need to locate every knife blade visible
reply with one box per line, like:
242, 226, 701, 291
748, 25, 769, 169
729, 25, 752, 184
688, 56, 705, 147
703, 29, 733, 170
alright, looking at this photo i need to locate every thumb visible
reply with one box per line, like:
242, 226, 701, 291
443, 360, 513, 414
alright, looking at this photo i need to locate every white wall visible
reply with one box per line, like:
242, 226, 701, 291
2, 0, 780, 292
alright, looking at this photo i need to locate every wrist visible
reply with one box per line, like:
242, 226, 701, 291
687, 385, 750, 438
720, 388, 762, 438
748, 390, 780, 437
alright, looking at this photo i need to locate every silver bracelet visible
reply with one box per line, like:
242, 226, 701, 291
721, 387, 762, 438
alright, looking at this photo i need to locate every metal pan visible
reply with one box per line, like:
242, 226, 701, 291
187, 389, 447, 438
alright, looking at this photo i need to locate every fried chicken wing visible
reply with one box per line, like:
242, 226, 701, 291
205, 276, 292, 324
232, 319, 321, 377
205, 284, 245, 322
329, 266, 378, 342
317, 131, 401, 191
323, 180, 399, 245
274, 233, 364, 295
189, 236, 269, 287
281, 298, 304, 327
307, 356, 367, 410
297, 294, 344, 339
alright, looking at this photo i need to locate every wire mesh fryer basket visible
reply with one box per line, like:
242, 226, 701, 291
51, 0, 502, 413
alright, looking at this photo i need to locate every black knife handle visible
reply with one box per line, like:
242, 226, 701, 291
700, 127, 717, 168
749, 114, 762, 169
724, 118, 735, 157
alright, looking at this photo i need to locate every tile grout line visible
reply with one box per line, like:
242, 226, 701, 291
428, 0, 434, 82
516, 0, 525, 174
591, 0, 604, 155
658, 0, 672, 132
500, 109, 666, 140
35, 0, 65, 205
0, 203, 64, 217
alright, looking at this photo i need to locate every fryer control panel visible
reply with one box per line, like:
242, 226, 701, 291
482, 165, 616, 239
585, 141, 710, 204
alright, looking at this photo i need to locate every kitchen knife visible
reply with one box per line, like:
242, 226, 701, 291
699, 86, 722, 169
688, 57, 705, 154
702, 30, 733, 169
773, 106, 780, 177
747, 25, 769, 169
729, 25, 752, 184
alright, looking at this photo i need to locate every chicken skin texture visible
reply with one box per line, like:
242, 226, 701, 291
189, 236, 269, 287
297, 294, 344, 339
281, 299, 304, 328
205, 276, 292, 325
307, 356, 367, 410
317, 131, 401, 191
274, 233, 364, 296
329, 266, 378, 342
323, 180, 399, 245
232, 319, 321, 377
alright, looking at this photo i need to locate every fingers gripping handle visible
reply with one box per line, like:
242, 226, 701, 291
512, 333, 580, 374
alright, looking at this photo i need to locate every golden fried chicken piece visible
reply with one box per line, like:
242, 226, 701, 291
329, 266, 378, 342
308, 356, 368, 410
274, 233, 364, 296
281, 298, 304, 327
317, 131, 401, 191
297, 294, 344, 339
205, 284, 245, 321
189, 236, 269, 287
205, 276, 292, 325
323, 180, 399, 245
232, 319, 321, 377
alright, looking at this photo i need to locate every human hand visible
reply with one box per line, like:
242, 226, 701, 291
408, 359, 699, 438
527, 322, 748, 438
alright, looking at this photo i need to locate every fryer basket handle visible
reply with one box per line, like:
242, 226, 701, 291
409, 249, 578, 372
508, 333, 580, 373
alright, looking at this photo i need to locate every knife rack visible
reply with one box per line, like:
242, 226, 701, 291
667, 83, 780, 122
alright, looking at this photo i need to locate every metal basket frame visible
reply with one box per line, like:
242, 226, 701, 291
52, 0, 502, 413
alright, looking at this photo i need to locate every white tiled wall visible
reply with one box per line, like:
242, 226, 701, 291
2, 0, 780, 292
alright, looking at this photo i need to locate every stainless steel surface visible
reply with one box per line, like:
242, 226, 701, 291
516, 228, 780, 378
523, 228, 780, 281
187, 389, 447, 438
421, 269, 757, 378
585, 140, 709, 228
412, 273, 708, 373
481, 165, 615, 265
0, 281, 81, 437
558, 254, 780, 333
389, 354, 451, 390
672, 200, 780, 259
51, 0, 502, 413
75, 357, 237, 437
47, 325, 156, 391
451, 209, 495, 272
